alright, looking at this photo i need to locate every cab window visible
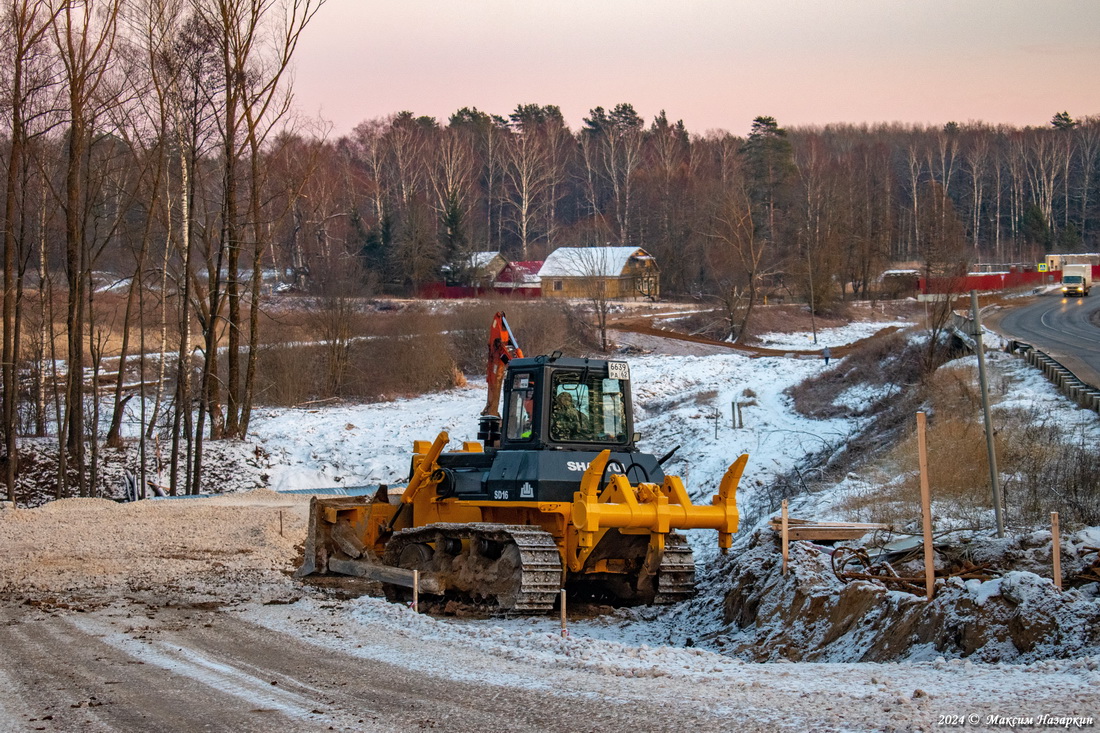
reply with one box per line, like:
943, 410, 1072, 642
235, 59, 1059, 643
505, 373, 535, 441
550, 371, 627, 445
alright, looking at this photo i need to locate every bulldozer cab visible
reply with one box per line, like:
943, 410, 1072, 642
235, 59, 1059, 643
500, 356, 636, 452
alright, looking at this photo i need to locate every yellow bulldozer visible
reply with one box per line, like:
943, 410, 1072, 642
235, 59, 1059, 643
297, 313, 747, 612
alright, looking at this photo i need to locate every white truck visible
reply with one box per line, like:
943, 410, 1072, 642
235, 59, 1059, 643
1062, 264, 1092, 297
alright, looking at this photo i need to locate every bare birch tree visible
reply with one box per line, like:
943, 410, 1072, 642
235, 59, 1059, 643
428, 125, 475, 271
583, 104, 644, 243
1075, 117, 1100, 245
503, 105, 554, 259
961, 127, 990, 252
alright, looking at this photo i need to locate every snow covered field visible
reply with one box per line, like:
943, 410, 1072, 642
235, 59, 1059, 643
754, 320, 914, 351
253, 343, 866, 524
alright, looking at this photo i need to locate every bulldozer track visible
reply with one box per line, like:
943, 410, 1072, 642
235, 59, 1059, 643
383, 523, 563, 613
655, 533, 695, 603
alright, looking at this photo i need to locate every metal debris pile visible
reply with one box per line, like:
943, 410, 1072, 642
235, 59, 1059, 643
830, 544, 993, 595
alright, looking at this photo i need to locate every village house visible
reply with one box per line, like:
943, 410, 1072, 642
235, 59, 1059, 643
453, 251, 507, 287
492, 260, 543, 297
537, 246, 659, 301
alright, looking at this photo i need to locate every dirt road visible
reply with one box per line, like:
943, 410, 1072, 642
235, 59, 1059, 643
5, 593, 1098, 733
0, 601, 754, 733
0, 487, 742, 732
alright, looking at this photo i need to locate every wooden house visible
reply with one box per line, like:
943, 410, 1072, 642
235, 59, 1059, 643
538, 246, 659, 300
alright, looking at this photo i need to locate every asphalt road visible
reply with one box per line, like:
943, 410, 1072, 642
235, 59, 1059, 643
990, 292, 1100, 388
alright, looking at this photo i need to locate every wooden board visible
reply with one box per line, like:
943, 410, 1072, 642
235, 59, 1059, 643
331, 520, 367, 559
768, 518, 892, 542
780, 527, 884, 541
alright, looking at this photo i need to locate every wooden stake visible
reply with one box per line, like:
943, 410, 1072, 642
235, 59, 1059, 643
781, 499, 789, 576
412, 570, 419, 613
279, 510, 284, 537
917, 412, 935, 601
560, 589, 568, 638
1052, 512, 1062, 590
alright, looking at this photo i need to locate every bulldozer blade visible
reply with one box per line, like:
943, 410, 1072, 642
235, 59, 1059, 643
297, 495, 393, 578
327, 557, 445, 594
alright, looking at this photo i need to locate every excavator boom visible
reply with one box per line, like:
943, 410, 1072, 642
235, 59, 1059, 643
483, 311, 523, 417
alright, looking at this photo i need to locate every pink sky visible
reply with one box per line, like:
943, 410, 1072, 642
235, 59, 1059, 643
290, 0, 1100, 138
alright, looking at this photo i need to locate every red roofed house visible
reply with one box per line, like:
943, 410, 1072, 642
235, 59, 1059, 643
493, 260, 543, 297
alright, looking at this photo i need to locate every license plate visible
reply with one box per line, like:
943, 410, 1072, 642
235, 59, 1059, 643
608, 361, 630, 380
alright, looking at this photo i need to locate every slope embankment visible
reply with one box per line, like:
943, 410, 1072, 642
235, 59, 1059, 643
716, 529, 1100, 664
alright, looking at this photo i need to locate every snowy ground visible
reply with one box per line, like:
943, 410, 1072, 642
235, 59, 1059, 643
754, 320, 914, 351
237, 594, 1098, 731
247, 320, 1100, 640
240, 326, 1100, 726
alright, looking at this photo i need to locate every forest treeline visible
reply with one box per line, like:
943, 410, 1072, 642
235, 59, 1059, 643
2, 0, 1099, 502
301, 109, 1100, 300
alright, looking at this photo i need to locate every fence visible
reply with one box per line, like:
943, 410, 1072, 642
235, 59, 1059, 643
923, 270, 1053, 294
923, 265, 1100, 295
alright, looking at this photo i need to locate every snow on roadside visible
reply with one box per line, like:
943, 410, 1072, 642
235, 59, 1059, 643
987, 350, 1100, 441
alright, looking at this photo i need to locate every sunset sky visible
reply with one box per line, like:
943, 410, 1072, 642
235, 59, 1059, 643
291, 0, 1100, 137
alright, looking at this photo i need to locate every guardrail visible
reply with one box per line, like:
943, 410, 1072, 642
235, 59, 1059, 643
949, 312, 977, 348
951, 311, 1100, 414
1005, 341, 1100, 413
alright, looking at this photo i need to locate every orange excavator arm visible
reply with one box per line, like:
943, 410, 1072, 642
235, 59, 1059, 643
482, 311, 524, 417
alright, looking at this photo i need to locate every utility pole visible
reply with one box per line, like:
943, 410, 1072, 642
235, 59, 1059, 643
970, 290, 1005, 538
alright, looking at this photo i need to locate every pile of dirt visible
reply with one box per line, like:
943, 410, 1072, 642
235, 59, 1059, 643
0, 489, 310, 607
715, 529, 1100, 663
